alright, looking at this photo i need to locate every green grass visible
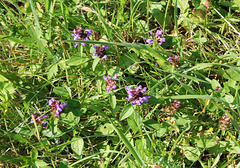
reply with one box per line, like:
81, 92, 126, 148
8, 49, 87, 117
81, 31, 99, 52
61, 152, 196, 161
0, 0, 240, 167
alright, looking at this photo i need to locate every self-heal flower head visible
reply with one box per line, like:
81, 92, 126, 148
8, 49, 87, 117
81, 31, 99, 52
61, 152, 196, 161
125, 85, 150, 105
145, 29, 165, 46
103, 74, 117, 92
72, 27, 92, 47
167, 55, 179, 65
31, 113, 48, 128
49, 98, 67, 116
219, 112, 231, 130
144, 38, 154, 44
93, 45, 108, 60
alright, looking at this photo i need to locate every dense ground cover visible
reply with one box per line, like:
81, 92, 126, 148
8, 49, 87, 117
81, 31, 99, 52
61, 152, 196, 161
0, 0, 240, 167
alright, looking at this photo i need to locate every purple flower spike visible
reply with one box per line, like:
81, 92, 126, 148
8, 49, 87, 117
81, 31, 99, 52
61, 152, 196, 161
49, 98, 55, 106
156, 30, 163, 37
125, 85, 150, 105
145, 29, 165, 46
49, 98, 67, 116
145, 38, 154, 44
31, 113, 48, 128
72, 27, 92, 47
103, 74, 118, 92
167, 55, 180, 66
93, 45, 108, 60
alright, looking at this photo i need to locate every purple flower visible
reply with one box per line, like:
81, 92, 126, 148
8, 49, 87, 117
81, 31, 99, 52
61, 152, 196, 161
144, 38, 154, 44
93, 45, 108, 60
49, 98, 67, 116
125, 85, 150, 105
72, 27, 92, 47
167, 55, 180, 65
155, 30, 163, 37
31, 113, 47, 128
216, 86, 222, 92
158, 38, 165, 45
145, 30, 165, 46
103, 74, 117, 92
219, 112, 231, 130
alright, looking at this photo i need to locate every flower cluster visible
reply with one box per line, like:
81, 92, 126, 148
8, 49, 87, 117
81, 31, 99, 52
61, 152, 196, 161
219, 112, 231, 130
216, 86, 222, 92
31, 113, 47, 128
125, 85, 150, 105
145, 30, 165, 45
167, 55, 180, 65
93, 45, 108, 60
72, 27, 92, 47
103, 74, 117, 92
49, 98, 67, 116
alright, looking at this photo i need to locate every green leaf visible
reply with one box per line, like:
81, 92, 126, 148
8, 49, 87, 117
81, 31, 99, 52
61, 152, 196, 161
127, 112, 141, 133
182, 146, 200, 162
61, 112, 80, 126
0, 129, 29, 144
97, 123, 114, 135
30, 149, 38, 161
196, 138, 216, 148
211, 79, 221, 90
166, 95, 224, 102
67, 56, 89, 66
120, 104, 134, 121
71, 137, 84, 157
92, 57, 100, 71
53, 87, 69, 96
110, 94, 116, 109
224, 95, 234, 103
35, 160, 49, 167
47, 63, 58, 79
59, 160, 69, 168
172, 0, 189, 13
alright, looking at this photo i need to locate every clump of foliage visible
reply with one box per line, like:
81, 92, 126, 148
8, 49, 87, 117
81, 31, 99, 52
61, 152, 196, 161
0, 0, 240, 167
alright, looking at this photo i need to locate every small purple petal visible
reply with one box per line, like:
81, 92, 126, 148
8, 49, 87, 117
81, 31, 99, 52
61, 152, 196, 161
145, 38, 153, 44
86, 29, 92, 36
113, 74, 117, 80
61, 102, 67, 107
141, 87, 147, 94
102, 55, 107, 60
93, 45, 97, 50
93, 53, 98, 57
131, 101, 136, 105
106, 86, 111, 92
74, 43, 79, 48
83, 37, 89, 41
42, 121, 47, 125
49, 98, 55, 106
112, 85, 117, 90
156, 30, 163, 37
149, 30, 153, 35
167, 58, 172, 62
103, 75, 108, 81
44, 115, 47, 118
104, 45, 108, 50
55, 111, 59, 116
56, 105, 63, 112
